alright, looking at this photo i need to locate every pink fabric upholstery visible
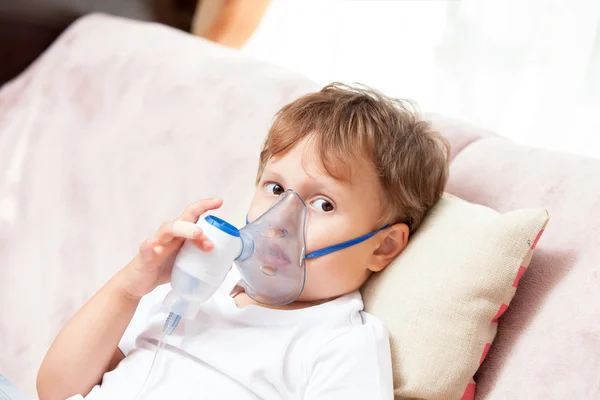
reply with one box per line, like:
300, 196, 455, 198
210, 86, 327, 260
0, 13, 598, 398
0, 14, 317, 396
447, 137, 600, 399
427, 113, 494, 161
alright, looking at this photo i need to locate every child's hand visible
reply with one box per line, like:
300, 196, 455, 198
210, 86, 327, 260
119, 198, 224, 300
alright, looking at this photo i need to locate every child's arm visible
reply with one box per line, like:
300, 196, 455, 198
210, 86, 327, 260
36, 270, 140, 400
36, 198, 223, 400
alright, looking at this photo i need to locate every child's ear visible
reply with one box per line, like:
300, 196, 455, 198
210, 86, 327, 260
368, 223, 409, 272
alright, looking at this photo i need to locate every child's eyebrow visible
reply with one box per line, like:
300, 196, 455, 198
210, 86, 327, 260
260, 169, 286, 184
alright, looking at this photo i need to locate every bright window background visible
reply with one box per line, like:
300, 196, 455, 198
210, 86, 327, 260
243, 0, 600, 159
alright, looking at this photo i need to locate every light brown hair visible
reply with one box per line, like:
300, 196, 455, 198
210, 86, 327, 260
257, 83, 450, 233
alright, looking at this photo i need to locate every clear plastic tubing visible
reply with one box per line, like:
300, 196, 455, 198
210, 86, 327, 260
133, 312, 181, 400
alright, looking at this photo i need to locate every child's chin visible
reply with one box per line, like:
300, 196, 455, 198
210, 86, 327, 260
295, 291, 317, 303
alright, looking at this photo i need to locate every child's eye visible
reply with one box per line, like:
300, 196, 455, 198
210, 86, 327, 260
265, 182, 285, 196
311, 198, 334, 213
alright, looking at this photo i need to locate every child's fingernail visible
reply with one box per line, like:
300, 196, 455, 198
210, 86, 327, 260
193, 228, 203, 238
202, 240, 212, 249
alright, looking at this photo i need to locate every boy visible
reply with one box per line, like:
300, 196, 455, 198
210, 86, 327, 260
37, 83, 449, 399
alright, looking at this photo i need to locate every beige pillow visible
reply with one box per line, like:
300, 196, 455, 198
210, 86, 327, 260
362, 194, 549, 400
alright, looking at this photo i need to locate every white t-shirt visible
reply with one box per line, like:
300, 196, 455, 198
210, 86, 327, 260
75, 269, 393, 400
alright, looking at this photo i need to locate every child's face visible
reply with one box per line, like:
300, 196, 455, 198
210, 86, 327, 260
248, 138, 408, 302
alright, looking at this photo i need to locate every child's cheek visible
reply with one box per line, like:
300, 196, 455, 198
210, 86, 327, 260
304, 224, 328, 255
246, 194, 272, 223
304, 255, 347, 298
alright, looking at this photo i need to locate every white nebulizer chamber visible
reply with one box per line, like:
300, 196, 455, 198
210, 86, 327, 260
163, 215, 242, 320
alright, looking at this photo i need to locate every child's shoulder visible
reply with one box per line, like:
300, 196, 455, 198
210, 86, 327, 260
308, 291, 390, 353
334, 308, 389, 348
303, 301, 393, 398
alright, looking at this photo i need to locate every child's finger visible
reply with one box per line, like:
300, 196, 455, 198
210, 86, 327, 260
201, 240, 214, 251
179, 198, 223, 223
153, 245, 166, 256
191, 238, 214, 252
171, 221, 202, 240
139, 239, 156, 262
156, 221, 200, 244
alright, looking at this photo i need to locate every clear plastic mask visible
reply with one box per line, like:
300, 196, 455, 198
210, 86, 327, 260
235, 190, 307, 305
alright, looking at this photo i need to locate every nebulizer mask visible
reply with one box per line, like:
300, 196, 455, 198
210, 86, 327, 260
134, 189, 387, 399
165, 188, 309, 318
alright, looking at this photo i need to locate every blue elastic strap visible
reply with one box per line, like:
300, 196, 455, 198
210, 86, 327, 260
245, 215, 390, 260
305, 225, 390, 259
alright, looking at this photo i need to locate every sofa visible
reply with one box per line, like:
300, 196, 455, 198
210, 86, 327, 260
0, 14, 598, 399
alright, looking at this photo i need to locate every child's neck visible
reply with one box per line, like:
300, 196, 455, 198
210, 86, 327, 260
230, 285, 331, 310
